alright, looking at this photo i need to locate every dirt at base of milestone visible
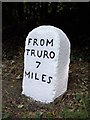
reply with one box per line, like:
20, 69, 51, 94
2, 47, 89, 119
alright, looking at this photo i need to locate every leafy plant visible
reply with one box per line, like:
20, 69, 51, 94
46, 112, 53, 120
35, 112, 41, 120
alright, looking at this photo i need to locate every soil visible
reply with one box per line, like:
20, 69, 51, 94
2, 47, 89, 119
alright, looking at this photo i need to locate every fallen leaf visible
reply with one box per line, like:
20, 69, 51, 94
16, 75, 21, 80
17, 104, 24, 108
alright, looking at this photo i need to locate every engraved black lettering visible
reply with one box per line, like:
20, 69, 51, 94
25, 71, 30, 78
43, 50, 49, 58
49, 51, 55, 59
31, 72, 33, 79
35, 73, 39, 80
28, 38, 32, 45
37, 50, 43, 58
26, 49, 30, 55
46, 39, 53, 46
40, 39, 45, 46
47, 76, 52, 84
33, 39, 38, 46
31, 49, 35, 57
36, 61, 41, 68
42, 74, 46, 82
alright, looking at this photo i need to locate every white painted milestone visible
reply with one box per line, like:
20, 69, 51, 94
22, 25, 70, 103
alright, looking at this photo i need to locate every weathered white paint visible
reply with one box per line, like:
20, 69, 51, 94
22, 25, 70, 103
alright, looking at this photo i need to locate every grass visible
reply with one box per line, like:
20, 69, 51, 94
35, 112, 41, 120
60, 108, 88, 119
59, 93, 89, 119
2, 94, 89, 119
2, 47, 89, 119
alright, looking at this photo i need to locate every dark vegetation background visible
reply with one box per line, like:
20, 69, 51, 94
2, 2, 90, 55
2, 2, 89, 119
